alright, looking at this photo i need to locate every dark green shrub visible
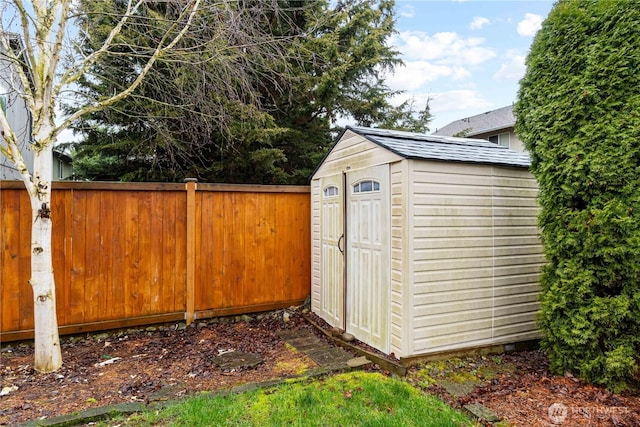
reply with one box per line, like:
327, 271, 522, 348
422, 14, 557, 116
515, 0, 640, 392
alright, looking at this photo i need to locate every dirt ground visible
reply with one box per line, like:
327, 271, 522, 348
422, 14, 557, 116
1, 311, 640, 426
0, 312, 321, 425
405, 349, 640, 427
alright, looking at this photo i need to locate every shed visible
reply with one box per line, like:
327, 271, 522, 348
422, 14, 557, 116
310, 126, 544, 361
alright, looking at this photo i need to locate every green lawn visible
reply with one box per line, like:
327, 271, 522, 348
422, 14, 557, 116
111, 372, 474, 426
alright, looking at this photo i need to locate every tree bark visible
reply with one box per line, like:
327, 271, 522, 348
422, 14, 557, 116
29, 142, 62, 373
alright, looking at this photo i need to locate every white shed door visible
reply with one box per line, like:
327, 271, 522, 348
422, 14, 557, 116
320, 174, 344, 327
346, 165, 390, 353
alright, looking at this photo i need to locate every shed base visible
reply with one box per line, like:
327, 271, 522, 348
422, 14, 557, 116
399, 339, 540, 367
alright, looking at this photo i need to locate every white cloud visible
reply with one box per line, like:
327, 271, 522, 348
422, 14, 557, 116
517, 13, 543, 37
428, 90, 494, 131
398, 5, 415, 19
470, 16, 490, 30
431, 90, 492, 113
385, 61, 470, 92
392, 31, 496, 66
493, 50, 526, 81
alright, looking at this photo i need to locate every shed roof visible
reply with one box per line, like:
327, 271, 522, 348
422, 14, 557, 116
348, 126, 530, 169
433, 105, 515, 137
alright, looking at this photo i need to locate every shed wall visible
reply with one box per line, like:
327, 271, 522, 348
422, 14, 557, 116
389, 160, 408, 356
312, 130, 403, 178
408, 161, 543, 354
311, 131, 405, 355
310, 178, 322, 314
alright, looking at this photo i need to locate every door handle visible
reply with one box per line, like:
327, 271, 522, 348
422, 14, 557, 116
337, 234, 344, 255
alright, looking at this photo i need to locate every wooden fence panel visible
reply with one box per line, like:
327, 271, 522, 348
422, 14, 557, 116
193, 187, 311, 317
0, 186, 33, 333
1, 181, 310, 341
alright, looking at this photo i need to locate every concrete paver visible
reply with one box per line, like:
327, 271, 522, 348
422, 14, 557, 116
278, 329, 355, 368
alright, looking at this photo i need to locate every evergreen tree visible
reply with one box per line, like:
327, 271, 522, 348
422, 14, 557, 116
71, 0, 426, 184
515, 0, 640, 391
71, 0, 294, 183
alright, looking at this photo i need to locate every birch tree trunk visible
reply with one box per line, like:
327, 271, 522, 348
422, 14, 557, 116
29, 138, 61, 372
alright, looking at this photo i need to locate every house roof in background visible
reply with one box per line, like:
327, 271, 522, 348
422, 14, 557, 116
53, 146, 73, 162
347, 126, 530, 169
432, 105, 515, 137
0, 32, 35, 92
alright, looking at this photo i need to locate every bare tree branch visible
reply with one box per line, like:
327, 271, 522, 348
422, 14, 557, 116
55, 0, 201, 141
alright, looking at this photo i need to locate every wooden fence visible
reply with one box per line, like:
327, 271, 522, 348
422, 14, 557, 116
0, 181, 311, 342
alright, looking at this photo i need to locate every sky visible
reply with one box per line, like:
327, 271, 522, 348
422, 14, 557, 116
384, 0, 554, 132
53, 1, 556, 143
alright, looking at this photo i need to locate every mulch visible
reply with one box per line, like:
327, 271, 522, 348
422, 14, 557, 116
2, 310, 640, 426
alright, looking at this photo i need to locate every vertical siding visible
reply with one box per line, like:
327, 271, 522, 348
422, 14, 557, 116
389, 161, 407, 357
410, 162, 542, 354
310, 179, 321, 313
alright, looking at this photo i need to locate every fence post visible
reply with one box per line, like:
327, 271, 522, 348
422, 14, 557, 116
184, 178, 198, 325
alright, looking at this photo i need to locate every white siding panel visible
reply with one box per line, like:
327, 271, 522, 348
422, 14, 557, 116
414, 297, 494, 317
414, 257, 494, 272
494, 282, 539, 296
493, 325, 541, 340
415, 278, 493, 298
494, 292, 538, 307
494, 245, 542, 257
409, 161, 542, 356
416, 267, 493, 283
418, 237, 494, 249
312, 131, 403, 179
494, 254, 545, 267
414, 206, 494, 217
414, 227, 494, 239
415, 320, 493, 342
390, 161, 407, 356
494, 235, 541, 247
493, 226, 539, 237
414, 216, 494, 228
492, 167, 542, 341
310, 179, 322, 313
414, 335, 492, 353
415, 247, 494, 260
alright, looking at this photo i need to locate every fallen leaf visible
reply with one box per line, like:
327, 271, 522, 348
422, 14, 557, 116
94, 357, 122, 367
0, 385, 18, 396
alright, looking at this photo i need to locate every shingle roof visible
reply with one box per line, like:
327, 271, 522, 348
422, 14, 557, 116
348, 126, 530, 169
433, 105, 515, 137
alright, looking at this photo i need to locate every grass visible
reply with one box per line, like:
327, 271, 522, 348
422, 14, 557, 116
104, 372, 474, 427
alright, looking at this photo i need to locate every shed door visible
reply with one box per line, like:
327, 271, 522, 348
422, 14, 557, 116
346, 165, 390, 353
320, 174, 344, 326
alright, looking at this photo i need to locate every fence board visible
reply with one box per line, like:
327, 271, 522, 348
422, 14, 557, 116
1, 181, 310, 341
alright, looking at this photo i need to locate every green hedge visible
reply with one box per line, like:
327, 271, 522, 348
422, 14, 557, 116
515, 0, 640, 391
